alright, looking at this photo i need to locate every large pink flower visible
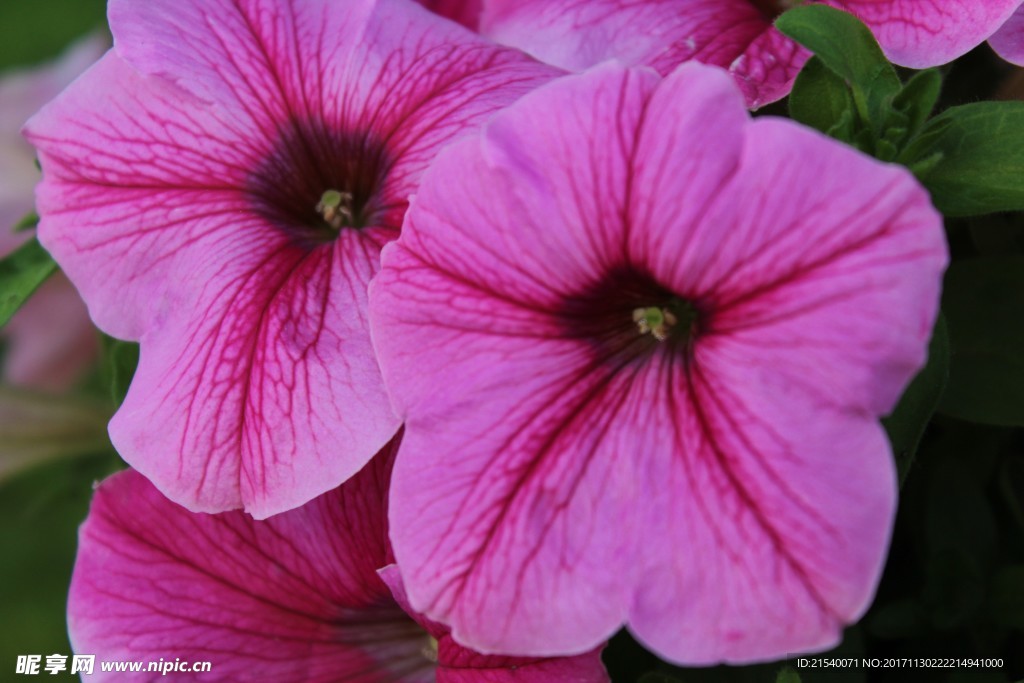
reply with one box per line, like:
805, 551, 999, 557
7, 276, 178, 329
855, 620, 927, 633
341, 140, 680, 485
69, 447, 608, 682
0, 36, 104, 391
25, 0, 555, 518
369, 63, 948, 663
478, 0, 1024, 107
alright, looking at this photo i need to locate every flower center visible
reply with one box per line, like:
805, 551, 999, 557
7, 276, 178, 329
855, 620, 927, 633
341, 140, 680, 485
316, 189, 355, 230
247, 118, 392, 246
557, 266, 702, 365
421, 635, 439, 663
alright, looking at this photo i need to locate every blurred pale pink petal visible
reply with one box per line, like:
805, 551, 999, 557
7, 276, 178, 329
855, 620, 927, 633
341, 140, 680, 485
25, 0, 556, 518
370, 63, 948, 663
0, 35, 107, 236
990, 6, 1024, 66
0, 36, 104, 391
3, 274, 98, 391
70, 444, 607, 682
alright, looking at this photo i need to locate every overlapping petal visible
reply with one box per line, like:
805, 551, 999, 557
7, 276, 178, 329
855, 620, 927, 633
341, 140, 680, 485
478, 0, 1024, 107
990, 6, 1024, 67
69, 444, 608, 682
380, 566, 609, 682
69, 443, 436, 683
480, 0, 803, 107
370, 63, 947, 662
834, 0, 1023, 68
25, 0, 556, 517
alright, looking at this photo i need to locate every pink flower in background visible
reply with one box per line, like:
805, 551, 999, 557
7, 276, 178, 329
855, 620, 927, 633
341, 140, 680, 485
478, 0, 1024, 107
416, 0, 483, 29
990, 7, 1024, 66
69, 446, 609, 682
370, 63, 948, 663
0, 36, 104, 391
25, 0, 555, 518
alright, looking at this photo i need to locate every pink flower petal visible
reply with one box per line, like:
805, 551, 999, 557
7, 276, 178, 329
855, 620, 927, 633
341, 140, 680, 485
26, 0, 556, 517
989, 6, 1024, 66
479, 0, 1024, 107
69, 443, 440, 683
833, 0, 1024, 68
108, 229, 398, 516
633, 115, 947, 416
71, 441, 604, 682
370, 63, 947, 663
480, 0, 804, 107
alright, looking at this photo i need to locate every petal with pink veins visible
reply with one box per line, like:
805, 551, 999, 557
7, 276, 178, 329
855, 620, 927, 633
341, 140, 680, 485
833, 0, 1024, 68
25, 0, 557, 517
68, 443, 438, 683
370, 62, 947, 663
70, 442, 607, 682
480, 0, 804, 108
478, 0, 1024, 107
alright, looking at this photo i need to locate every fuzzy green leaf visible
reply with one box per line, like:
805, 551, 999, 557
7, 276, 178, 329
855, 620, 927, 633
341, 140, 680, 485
903, 101, 1024, 216
0, 236, 57, 327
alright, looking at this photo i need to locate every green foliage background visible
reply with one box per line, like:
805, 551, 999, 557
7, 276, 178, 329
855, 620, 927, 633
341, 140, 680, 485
0, 0, 110, 670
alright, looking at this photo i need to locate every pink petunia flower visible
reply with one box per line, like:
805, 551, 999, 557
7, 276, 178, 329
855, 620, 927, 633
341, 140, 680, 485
477, 0, 1024, 107
24, 0, 556, 518
990, 6, 1024, 66
416, 0, 483, 29
68, 445, 609, 682
0, 36, 104, 391
369, 63, 948, 663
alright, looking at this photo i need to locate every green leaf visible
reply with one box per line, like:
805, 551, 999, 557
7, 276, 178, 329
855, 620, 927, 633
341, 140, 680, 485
776, 667, 801, 683
0, 0, 106, 71
0, 454, 121, 670
788, 56, 855, 139
892, 69, 942, 137
987, 565, 1024, 629
902, 101, 1024, 216
13, 211, 39, 233
100, 335, 140, 406
939, 256, 1024, 426
882, 314, 949, 485
0, 236, 57, 327
776, 5, 900, 124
